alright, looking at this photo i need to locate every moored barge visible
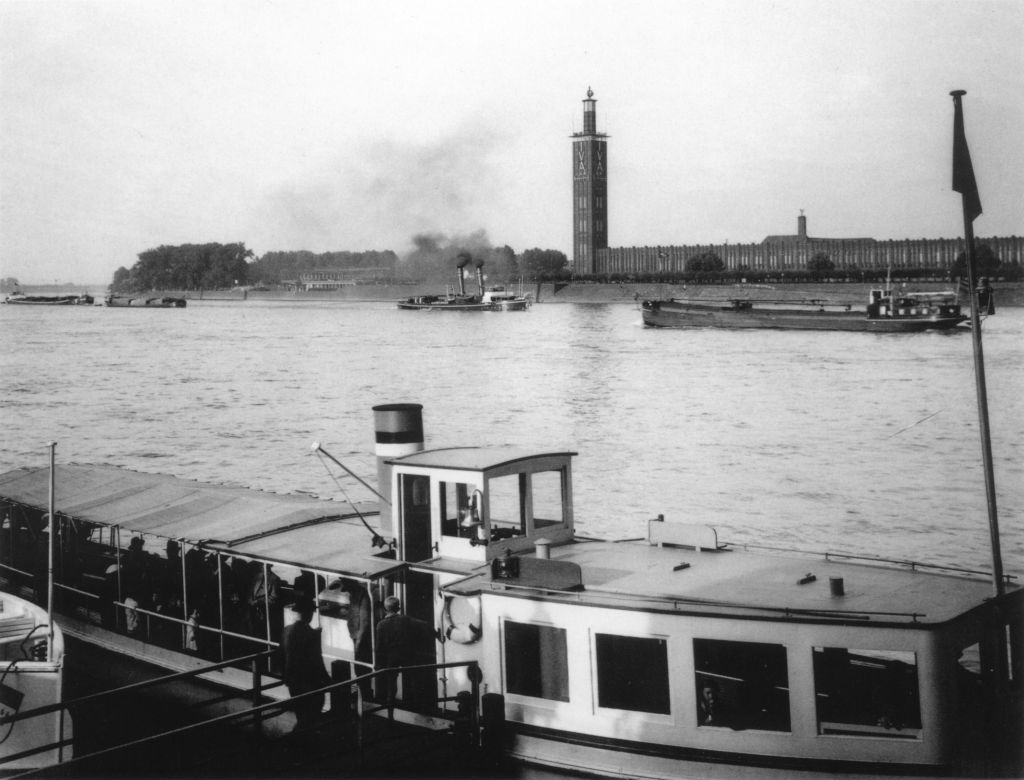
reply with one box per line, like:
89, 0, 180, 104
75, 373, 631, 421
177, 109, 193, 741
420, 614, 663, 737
641, 288, 969, 332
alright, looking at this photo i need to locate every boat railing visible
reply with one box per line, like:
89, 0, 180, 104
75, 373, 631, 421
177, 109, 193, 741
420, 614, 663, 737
491, 579, 927, 623
727, 541, 1017, 584
1, 655, 486, 776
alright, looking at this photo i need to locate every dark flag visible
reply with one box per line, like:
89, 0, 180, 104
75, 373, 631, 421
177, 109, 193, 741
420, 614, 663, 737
951, 90, 982, 222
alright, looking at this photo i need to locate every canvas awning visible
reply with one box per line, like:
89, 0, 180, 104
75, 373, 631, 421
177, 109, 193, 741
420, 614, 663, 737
0, 464, 400, 578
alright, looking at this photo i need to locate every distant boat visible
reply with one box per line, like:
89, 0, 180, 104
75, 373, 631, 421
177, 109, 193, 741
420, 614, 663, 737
641, 287, 968, 332
3, 292, 93, 306
104, 295, 187, 308
398, 259, 531, 311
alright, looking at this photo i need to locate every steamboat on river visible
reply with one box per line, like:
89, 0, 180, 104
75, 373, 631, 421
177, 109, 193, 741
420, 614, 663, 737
398, 258, 531, 311
1, 403, 1020, 777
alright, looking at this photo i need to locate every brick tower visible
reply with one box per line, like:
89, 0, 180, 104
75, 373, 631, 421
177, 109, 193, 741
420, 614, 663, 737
571, 88, 608, 274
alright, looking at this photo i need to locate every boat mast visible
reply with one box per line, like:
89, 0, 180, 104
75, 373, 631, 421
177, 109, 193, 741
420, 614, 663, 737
950, 90, 1004, 599
47, 441, 56, 662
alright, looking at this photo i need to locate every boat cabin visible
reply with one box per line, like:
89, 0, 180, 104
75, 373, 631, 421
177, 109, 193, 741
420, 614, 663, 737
385, 447, 1023, 775
385, 447, 576, 565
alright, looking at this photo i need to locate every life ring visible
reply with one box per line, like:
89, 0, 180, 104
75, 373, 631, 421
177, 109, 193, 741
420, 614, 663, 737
443, 595, 482, 644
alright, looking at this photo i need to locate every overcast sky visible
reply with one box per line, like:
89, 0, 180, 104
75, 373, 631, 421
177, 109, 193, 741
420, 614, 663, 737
1, 0, 1021, 285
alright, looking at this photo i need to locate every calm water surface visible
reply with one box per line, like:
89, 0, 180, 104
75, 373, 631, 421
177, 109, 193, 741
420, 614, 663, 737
1, 300, 1021, 576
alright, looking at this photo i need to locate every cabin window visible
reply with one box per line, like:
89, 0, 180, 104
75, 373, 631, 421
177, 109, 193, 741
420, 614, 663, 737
440, 481, 476, 540
487, 474, 526, 541
596, 634, 670, 714
812, 647, 921, 739
504, 620, 569, 702
532, 469, 565, 529
693, 638, 790, 731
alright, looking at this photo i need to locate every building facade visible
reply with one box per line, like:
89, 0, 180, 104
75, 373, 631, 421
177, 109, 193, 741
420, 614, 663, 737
571, 89, 608, 275
574, 95, 1023, 275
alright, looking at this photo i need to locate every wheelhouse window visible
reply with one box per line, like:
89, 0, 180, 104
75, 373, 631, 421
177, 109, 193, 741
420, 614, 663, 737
813, 647, 921, 739
532, 469, 565, 529
487, 474, 526, 540
596, 634, 669, 714
440, 481, 476, 540
504, 620, 569, 702
694, 638, 790, 731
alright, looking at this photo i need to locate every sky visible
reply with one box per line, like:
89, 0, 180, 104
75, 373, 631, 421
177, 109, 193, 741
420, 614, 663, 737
1, 0, 1022, 285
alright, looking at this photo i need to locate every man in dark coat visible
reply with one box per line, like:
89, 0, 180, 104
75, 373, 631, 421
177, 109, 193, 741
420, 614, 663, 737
375, 595, 429, 718
280, 599, 329, 733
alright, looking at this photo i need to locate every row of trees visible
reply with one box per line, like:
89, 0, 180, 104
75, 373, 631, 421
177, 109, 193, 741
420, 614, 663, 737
252, 250, 399, 284
110, 241, 572, 292
109, 241, 1017, 292
111, 243, 253, 293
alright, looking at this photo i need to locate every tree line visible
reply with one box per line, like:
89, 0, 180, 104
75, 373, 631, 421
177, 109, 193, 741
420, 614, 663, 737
109, 242, 572, 292
109, 241, 1017, 292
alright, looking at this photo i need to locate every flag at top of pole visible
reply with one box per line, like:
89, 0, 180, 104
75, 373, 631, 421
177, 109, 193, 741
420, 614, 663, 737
950, 90, 982, 222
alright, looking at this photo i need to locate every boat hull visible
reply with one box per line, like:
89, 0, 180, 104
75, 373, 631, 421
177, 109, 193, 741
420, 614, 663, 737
3, 295, 93, 306
104, 296, 187, 308
397, 298, 530, 311
0, 591, 71, 770
641, 300, 967, 332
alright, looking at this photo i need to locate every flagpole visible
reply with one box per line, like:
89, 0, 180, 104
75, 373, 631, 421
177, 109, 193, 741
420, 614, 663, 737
47, 442, 56, 662
950, 89, 1004, 599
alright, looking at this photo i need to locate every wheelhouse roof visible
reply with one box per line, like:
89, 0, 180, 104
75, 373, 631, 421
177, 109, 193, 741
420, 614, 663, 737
388, 446, 576, 473
0, 465, 393, 577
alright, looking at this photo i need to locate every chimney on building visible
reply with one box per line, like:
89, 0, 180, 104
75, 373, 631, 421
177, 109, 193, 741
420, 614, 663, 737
798, 210, 807, 240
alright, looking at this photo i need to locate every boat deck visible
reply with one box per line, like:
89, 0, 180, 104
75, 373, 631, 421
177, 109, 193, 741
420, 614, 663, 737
447, 536, 1007, 626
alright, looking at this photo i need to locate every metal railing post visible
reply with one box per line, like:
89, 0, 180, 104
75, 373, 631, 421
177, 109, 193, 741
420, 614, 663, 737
470, 662, 481, 746
252, 652, 264, 738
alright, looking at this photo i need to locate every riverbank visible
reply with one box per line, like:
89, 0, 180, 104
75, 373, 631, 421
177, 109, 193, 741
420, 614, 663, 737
15, 281, 1020, 306
186, 281, 1024, 307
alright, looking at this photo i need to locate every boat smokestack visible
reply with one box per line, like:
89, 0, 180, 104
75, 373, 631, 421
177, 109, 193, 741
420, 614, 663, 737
456, 255, 470, 296
475, 261, 485, 295
373, 403, 424, 536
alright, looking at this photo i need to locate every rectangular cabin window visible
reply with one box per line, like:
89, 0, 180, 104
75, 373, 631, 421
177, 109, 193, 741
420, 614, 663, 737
596, 634, 670, 714
694, 638, 791, 731
504, 621, 569, 702
487, 474, 526, 541
440, 481, 476, 540
532, 469, 565, 528
813, 647, 921, 739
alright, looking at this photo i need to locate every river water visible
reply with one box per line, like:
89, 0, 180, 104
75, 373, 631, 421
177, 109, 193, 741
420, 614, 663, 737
1, 300, 1021, 578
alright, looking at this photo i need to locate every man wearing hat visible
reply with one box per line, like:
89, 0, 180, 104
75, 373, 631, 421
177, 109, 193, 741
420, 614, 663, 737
280, 598, 330, 733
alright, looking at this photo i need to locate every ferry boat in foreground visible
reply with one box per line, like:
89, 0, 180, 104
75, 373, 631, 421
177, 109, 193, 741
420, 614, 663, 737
0, 403, 1020, 777
641, 287, 968, 332
0, 590, 71, 771
398, 258, 530, 311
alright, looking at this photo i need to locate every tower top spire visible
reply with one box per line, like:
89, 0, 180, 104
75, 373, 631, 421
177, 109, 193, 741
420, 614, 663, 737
586, 87, 593, 99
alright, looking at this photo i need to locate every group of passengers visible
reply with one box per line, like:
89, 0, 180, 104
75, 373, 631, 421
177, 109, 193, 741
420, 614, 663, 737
101, 536, 315, 661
